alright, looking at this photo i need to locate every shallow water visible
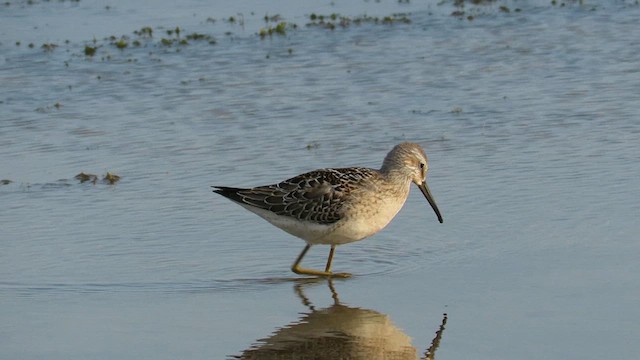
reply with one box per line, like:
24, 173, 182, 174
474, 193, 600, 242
2, 0, 640, 359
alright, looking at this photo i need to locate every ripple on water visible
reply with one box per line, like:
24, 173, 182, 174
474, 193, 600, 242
0, 278, 300, 298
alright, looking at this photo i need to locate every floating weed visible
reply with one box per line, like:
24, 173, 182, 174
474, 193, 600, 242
35, 102, 63, 113
134, 26, 153, 38
75, 172, 98, 184
450, 0, 522, 18
306, 13, 411, 29
103, 172, 121, 185
0, 179, 13, 185
274, 21, 288, 34
84, 45, 97, 56
306, 142, 320, 150
166, 26, 181, 36
41, 43, 58, 52
264, 14, 282, 23
186, 33, 206, 40
186, 32, 217, 44
258, 21, 294, 38
110, 36, 129, 49
75, 172, 121, 185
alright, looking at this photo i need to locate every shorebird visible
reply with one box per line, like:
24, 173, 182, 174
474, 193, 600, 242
212, 142, 443, 277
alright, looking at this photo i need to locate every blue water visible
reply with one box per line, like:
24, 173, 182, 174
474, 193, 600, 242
1, 1, 640, 359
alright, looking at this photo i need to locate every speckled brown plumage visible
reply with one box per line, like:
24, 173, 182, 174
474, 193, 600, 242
213, 167, 378, 225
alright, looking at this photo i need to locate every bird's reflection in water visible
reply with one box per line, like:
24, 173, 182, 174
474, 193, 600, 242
232, 278, 447, 360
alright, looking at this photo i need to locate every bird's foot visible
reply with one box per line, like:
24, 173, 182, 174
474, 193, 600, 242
292, 266, 352, 278
330, 272, 352, 278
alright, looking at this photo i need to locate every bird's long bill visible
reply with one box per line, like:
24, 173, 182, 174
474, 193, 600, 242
418, 182, 443, 223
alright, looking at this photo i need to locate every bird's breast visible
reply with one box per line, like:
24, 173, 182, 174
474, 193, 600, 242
315, 185, 410, 245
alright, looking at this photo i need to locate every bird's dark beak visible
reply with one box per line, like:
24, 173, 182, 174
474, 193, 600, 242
418, 182, 443, 223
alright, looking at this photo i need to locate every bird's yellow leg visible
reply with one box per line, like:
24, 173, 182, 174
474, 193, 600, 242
291, 244, 351, 278
325, 245, 351, 278
325, 245, 336, 272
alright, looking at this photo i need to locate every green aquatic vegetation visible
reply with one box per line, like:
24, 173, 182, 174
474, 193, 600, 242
41, 43, 58, 51
166, 26, 181, 36
103, 172, 121, 185
0, 179, 13, 185
84, 45, 97, 56
186, 33, 206, 40
161, 38, 174, 46
306, 13, 411, 29
134, 26, 153, 37
115, 39, 128, 49
258, 21, 291, 38
452, 0, 497, 5
185, 32, 217, 44
75, 172, 121, 185
264, 14, 282, 22
274, 21, 287, 34
450, 0, 521, 17
75, 172, 98, 184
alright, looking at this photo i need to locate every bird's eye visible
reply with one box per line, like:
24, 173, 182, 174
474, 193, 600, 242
419, 163, 425, 169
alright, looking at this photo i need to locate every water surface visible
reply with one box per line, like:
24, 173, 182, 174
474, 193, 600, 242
1, 1, 640, 359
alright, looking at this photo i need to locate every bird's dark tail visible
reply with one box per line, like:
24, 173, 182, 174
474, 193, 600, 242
211, 186, 247, 203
